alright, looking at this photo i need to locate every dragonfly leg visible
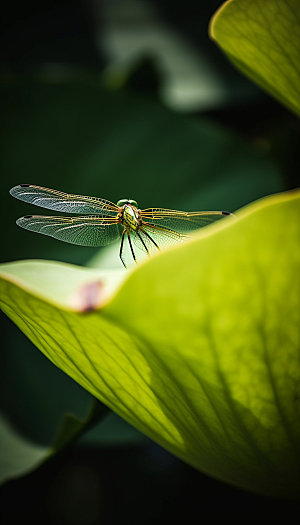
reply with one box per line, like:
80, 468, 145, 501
119, 230, 127, 268
127, 231, 137, 264
140, 228, 160, 250
136, 230, 150, 256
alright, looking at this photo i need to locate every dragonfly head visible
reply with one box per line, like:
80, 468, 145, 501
117, 199, 138, 208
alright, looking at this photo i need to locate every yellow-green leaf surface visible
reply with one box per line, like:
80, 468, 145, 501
1, 190, 300, 497
210, 0, 300, 117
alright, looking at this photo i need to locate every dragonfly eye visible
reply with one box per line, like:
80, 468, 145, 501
128, 199, 138, 207
117, 199, 129, 207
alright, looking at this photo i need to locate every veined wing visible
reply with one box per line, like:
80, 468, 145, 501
10, 185, 119, 216
140, 208, 233, 233
132, 223, 185, 255
16, 215, 121, 246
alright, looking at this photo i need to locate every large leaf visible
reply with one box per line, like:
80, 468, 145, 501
1, 189, 299, 497
1, 77, 284, 458
210, 0, 300, 117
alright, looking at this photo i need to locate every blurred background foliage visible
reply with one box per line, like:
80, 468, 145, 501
1, 0, 299, 523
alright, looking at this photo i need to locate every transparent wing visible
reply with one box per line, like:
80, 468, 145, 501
140, 208, 232, 233
121, 222, 189, 267
10, 184, 119, 216
119, 229, 156, 267
131, 229, 157, 255
131, 223, 185, 255
16, 215, 121, 246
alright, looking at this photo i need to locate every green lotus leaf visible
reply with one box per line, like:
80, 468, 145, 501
1, 78, 284, 477
1, 189, 299, 498
210, 0, 300, 117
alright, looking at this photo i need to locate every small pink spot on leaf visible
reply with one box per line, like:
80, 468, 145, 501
71, 281, 104, 312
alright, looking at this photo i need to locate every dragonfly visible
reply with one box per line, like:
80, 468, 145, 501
10, 184, 233, 268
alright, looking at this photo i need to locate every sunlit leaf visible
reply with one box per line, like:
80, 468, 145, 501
210, 0, 300, 117
1, 190, 299, 496
1, 77, 285, 468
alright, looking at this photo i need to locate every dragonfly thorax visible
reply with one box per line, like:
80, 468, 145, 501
122, 204, 140, 231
